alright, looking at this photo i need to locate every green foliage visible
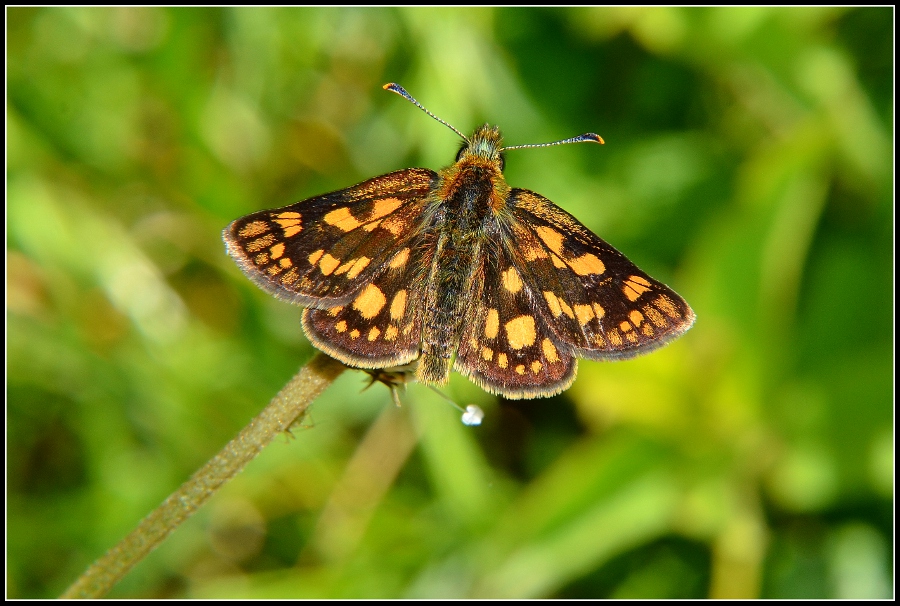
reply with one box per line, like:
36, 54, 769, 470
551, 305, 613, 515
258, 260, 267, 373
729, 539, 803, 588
7, 7, 892, 598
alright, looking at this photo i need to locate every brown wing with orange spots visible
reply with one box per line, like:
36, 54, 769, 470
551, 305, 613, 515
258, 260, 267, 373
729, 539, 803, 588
502, 189, 695, 360
224, 168, 437, 307
301, 242, 426, 369
454, 242, 577, 399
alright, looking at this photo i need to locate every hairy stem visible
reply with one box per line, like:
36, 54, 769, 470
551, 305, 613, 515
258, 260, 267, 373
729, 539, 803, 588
61, 353, 346, 599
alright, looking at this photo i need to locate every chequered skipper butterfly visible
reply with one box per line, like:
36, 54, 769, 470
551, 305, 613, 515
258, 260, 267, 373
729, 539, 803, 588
225, 84, 695, 399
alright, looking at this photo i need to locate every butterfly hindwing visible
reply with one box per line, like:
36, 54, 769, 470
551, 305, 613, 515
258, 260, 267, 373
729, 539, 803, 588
302, 242, 426, 369
454, 241, 577, 399
502, 189, 695, 360
224, 168, 437, 306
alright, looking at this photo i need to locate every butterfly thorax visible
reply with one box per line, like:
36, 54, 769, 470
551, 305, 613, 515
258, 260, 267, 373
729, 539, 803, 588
417, 126, 511, 385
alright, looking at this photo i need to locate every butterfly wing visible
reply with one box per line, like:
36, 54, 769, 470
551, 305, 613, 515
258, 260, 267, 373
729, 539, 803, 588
501, 189, 695, 360
224, 168, 437, 307
301, 242, 426, 369
453, 239, 577, 399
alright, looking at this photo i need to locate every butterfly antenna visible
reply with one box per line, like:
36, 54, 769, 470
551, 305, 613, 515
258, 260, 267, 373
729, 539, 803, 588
383, 83, 469, 143
503, 132, 604, 151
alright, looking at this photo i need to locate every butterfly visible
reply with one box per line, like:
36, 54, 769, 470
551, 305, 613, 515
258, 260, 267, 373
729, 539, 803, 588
224, 83, 695, 399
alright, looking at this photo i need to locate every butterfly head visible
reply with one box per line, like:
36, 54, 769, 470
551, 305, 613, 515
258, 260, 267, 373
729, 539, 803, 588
456, 124, 505, 171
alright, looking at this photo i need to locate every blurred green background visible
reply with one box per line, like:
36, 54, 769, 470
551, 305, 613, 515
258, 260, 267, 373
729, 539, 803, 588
7, 7, 893, 599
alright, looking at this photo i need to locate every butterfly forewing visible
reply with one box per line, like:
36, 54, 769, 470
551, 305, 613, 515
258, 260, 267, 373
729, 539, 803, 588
225, 168, 436, 306
504, 189, 695, 360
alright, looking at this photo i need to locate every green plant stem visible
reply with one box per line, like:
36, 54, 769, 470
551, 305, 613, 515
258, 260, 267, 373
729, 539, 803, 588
60, 353, 346, 599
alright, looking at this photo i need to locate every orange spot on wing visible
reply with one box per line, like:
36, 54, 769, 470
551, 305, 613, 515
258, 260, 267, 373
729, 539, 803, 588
655, 295, 681, 319
275, 218, 301, 228
319, 254, 340, 275
608, 329, 623, 346
390, 290, 407, 320
568, 253, 605, 276
505, 315, 537, 349
238, 220, 269, 238
246, 234, 276, 252
623, 275, 652, 301
379, 215, 406, 235
346, 257, 371, 279
542, 338, 559, 363
324, 207, 362, 232
501, 266, 523, 293
522, 244, 548, 261
484, 308, 499, 339
535, 226, 565, 255
308, 249, 324, 265
644, 305, 666, 327
544, 291, 563, 317
389, 248, 410, 269
370, 197, 404, 220
574, 304, 595, 325
353, 284, 387, 319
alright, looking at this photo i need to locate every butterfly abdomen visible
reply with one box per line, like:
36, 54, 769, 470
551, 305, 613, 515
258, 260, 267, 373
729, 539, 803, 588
418, 164, 504, 385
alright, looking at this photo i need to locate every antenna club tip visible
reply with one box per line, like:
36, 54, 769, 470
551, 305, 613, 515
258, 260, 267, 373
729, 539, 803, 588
587, 133, 605, 145
384, 83, 407, 96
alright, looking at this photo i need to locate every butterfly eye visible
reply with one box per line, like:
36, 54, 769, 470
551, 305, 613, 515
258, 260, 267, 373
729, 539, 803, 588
499, 153, 506, 172
455, 142, 470, 162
